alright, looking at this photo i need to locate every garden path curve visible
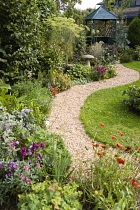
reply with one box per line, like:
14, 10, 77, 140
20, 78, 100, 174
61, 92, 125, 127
47, 64, 139, 168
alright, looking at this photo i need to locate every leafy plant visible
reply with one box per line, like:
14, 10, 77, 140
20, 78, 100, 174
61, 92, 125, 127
18, 179, 82, 210
66, 64, 91, 80
75, 150, 139, 210
0, 107, 72, 208
91, 65, 106, 81
123, 85, 140, 112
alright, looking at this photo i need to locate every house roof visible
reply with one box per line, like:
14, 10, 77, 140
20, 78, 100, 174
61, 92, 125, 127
122, 6, 140, 18
85, 6, 118, 20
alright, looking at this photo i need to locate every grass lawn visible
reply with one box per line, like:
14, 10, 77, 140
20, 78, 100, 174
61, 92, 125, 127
123, 61, 140, 71
80, 61, 140, 149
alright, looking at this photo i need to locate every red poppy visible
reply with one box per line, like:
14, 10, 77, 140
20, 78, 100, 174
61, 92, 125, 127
138, 147, 140, 152
100, 144, 107, 148
132, 182, 139, 187
96, 152, 103, 157
119, 133, 126, 136
130, 179, 136, 183
99, 123, 105, 127
110, 136, 117, 139
116, 158, 125, 164
116, 143, 124, 149
125, 146, 133, 151
92, 143, 99, 147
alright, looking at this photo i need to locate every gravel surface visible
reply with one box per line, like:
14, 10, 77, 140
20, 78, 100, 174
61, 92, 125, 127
47, 64, 139, 168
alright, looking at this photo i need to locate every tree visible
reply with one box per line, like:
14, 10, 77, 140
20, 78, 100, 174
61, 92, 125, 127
45, 16, 83, 63
0, 0, 58, 83
54, 0, 81, 12
127, 17, 140, 47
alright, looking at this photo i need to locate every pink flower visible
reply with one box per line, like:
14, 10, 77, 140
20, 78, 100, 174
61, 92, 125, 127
26, 178, 31, 184
37, 162, 41, 168
24, 165, 29, 171
20, 174, 25, 180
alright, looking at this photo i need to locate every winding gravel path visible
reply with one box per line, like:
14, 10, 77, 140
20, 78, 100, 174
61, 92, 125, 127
47, 64, 139, 168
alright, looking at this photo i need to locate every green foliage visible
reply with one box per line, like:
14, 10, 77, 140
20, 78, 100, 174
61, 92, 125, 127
104, 64, 117, 79
52, 69, 72, 91
0, 0, 58, 83
75, 151, 138, 209
135, 45, 140, 61
44, 16, 83, 64
128, 17, 140, 47
66, 64, 91, 80
115, 21, 130, 50
18, 179, 82, 210
88, 42, 117, 66
123, 85, 140, 112
0, 107, 72, 207
118, 48, 137, 63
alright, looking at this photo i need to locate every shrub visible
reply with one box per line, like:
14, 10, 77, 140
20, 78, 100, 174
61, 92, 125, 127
0, 107, 72, 207
123, 85, 140, 112
104, 64, 117, 79
135, 45, 140, 61
119, 48, 137, 63
128, 17, 140, 47
52, 69, 72, 91
66, 64, 91, 80
18, 180, 82, 210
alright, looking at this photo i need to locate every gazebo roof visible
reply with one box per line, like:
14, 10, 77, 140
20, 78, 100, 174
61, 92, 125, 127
85, 6, 118, 20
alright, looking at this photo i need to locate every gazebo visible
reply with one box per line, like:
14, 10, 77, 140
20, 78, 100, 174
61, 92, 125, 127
85, 6, 118, 45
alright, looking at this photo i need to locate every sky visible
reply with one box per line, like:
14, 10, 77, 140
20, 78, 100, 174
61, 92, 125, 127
75, 0, 103, 10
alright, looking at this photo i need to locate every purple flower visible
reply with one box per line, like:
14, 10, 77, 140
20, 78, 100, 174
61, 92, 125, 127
46, 115, 49, 117
9, 162, 15, 167
24, 109, 30, 113
21, 112, 25, 115
0, 161, 3, 169
6, 172, 11, 178
29, 145, 33, 150
3, 125, 8, 129
21, 147, 26, 152
40, 142, 45, 148
35, 154, 42, 159
22, 152, 26, 158
45, 101, 48, 103
25, 125, 29, 128
21, 135, 25, 138
33, 143, 39, 149
30, 110, 34, 112
28, 160, 32, 164
28, 151, 32, 155
15, 141, 19, 145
